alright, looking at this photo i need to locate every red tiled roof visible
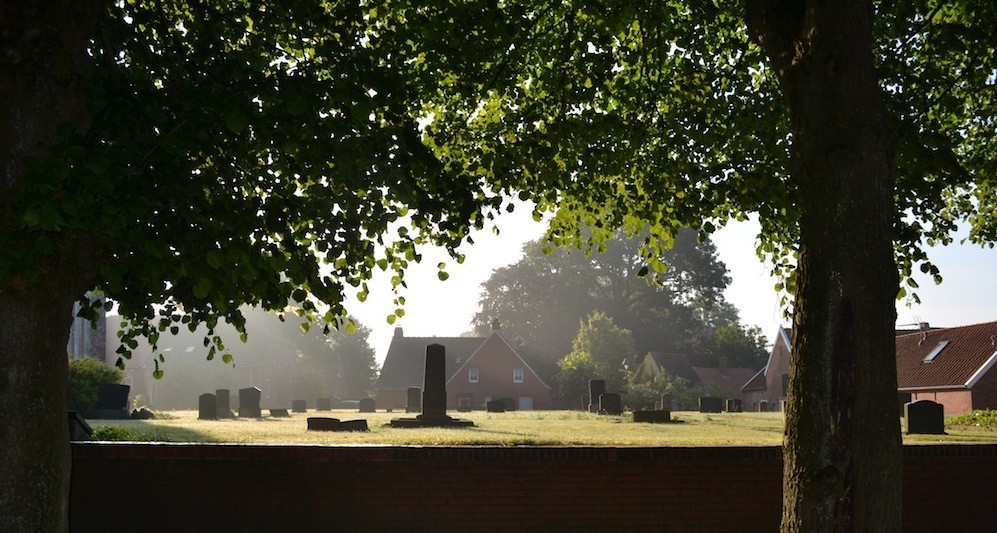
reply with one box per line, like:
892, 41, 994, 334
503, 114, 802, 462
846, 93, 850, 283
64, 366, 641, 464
377, 334, 485, 390
896, 321, 997, 390
741, 368, 767, 392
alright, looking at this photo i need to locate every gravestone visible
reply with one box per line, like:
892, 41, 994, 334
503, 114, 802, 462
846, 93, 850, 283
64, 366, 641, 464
307, 417, 370, 432
599, 393, 623, 415
588, 380, 606, 413
216, 389, 234, 418
68, 411, 93, 441
486, 400, 506, 413
199, 393, 218, 420
661, 395, 674, 411
758, 400, 769, 412
633, 410, 671, 423
270, 408, 290, 417
92, 384, 130, 419
389, 344, 473, 428
698, 397, 723, 413
725, 399, 743, 413
406, 387, 422, 413
581, 394, 590, 411
130, 407, 155, 419
238, 387, 262, 418
316, 397, 332, 411
358, 398, 375, 413
497, 398, 515, 412
292, 400, 307, 413
905, 400, 945, 434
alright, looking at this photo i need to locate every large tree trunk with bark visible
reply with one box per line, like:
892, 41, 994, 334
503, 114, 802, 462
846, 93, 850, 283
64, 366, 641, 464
747, 2, 902, 531
1, 1, 101, 530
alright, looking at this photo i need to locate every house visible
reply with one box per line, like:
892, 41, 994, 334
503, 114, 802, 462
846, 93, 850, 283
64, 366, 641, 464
376, 327, 551, 410
741, 326, 792, 412
636, 351, 757, 402
896, 320, 997, 415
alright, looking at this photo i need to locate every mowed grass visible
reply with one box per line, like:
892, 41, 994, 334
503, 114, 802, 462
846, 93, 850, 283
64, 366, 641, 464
89, 410, 996, 446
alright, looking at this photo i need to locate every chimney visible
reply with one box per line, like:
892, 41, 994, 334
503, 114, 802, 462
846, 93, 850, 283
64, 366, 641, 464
918, 322, 930, 331
718, 356, 728, 377
393, 327, 404, 338
490, 317, 501, 333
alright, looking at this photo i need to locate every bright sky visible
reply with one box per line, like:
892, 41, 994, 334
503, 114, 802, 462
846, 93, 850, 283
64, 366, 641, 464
346, 209, 997, 366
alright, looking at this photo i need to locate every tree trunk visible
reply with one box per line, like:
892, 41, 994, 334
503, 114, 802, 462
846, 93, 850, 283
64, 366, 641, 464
747, 2, 902, 531
1, 1, 102, 530
0, 290, 81, 532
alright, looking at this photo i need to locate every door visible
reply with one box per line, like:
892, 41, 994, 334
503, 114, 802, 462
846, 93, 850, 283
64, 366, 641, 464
518, 396, 533, 411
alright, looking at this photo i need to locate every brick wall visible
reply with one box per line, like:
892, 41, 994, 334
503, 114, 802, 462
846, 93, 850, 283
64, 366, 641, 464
910, 390, 974, 415
70, 444, 995, 532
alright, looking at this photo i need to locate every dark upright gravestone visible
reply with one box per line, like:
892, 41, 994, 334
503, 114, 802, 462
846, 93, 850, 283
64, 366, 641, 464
92, 384, 130, 419
725, 399, 743, 413
698, 397, 723, 413
486, 400, 505, 413
216, 389, 233, 418
497, 398, 515, 412
270, 408, 290, 417
758, 400, 769, 412
316, 397, 332, 411
661, 395, 674, 411
599, 393, 623, 415
390, 344, 473, 428
588, 380, 606, 413
199, 393, 218, 420
406, 387, 422, 413
238, 387, 262, 418
68, 411, 93, 441
905, 400, 945, 434
358, 398, 375, 413
292, 400, 307, 413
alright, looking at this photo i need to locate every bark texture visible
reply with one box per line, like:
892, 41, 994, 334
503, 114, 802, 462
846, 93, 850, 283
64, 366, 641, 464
1, 1, 102, 531
747, 1, 902, 531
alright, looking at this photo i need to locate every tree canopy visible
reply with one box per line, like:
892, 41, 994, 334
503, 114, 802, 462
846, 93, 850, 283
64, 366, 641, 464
472, 227, 766, 369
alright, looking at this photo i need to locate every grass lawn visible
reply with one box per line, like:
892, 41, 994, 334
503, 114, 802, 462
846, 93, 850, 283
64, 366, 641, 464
88, 410, 997, 446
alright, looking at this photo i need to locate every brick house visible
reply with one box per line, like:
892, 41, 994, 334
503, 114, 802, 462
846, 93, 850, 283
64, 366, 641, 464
376, 327, 551, 410
741, 326, 792, 412
637, 351, 757, 402
896, 320, 997, 415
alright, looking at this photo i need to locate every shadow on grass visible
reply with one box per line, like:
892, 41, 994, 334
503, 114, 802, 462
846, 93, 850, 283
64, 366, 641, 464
89, 420, 218, 443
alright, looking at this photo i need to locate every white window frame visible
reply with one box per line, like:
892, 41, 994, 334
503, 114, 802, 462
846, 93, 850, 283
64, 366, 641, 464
469, 368, 479, 383
513, 368, 524, 383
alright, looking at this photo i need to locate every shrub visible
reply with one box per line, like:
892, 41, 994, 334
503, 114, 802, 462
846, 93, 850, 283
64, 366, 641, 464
68, 357, 122, 416
947, 410, 997, 430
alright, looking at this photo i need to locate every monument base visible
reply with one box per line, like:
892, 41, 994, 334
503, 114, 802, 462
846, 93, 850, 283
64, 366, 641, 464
388, 414, 474, 428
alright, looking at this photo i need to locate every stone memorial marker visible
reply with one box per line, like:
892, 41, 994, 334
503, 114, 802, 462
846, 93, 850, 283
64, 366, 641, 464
216, 389, 234, 418
588, 380, 606, 413
292, 400, 307, 413
581, 394, 590, 411
68, 411, 93, 441
699, 397, 723, 413
92, 384, 130, 419
238, 387, 262, 418
270, 408, 290, 417
316, 397, 332, 411
358, 398, 375, 413
199, 393, 218, 420
725, 399, 743, 413
497, 398, 515, 412
307, 417, 369, 432
406, 387, 422, 413
633, 410, 671, 423
486, 400, 505, 413
390, 344, 473, 428
758, 400, 769, 412
661, 394, 674, 411
905, 400, 945, 434
599, 393, 623, 415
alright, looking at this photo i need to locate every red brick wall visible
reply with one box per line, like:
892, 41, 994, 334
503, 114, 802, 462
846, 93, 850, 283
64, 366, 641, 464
910, 390, 974, 415
70, 444, 995, 532
971, 365, 997, 411
447, 335, 550, 410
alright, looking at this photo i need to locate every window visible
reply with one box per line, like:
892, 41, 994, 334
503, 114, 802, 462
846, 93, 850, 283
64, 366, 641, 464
469, 368, 479, 383
513, 368, 524, 383
922, 340, 950, 363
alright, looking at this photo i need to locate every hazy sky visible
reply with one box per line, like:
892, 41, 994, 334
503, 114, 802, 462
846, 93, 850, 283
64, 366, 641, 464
344, 207, 996, 366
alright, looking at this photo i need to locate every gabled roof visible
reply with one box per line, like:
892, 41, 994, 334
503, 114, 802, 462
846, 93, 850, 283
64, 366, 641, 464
449, 332, 550, 389
741, 368, 767, 392
376, 329, 485, 390
693, 366, 759, 397
644, 351, 699, 383
896, 320, 997, 390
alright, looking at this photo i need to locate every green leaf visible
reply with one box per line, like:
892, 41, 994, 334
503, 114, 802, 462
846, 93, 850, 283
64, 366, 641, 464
437, 271, 449, 281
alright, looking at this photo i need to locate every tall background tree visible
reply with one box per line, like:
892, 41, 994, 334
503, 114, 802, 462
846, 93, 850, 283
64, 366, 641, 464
473, 227, 764, 372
